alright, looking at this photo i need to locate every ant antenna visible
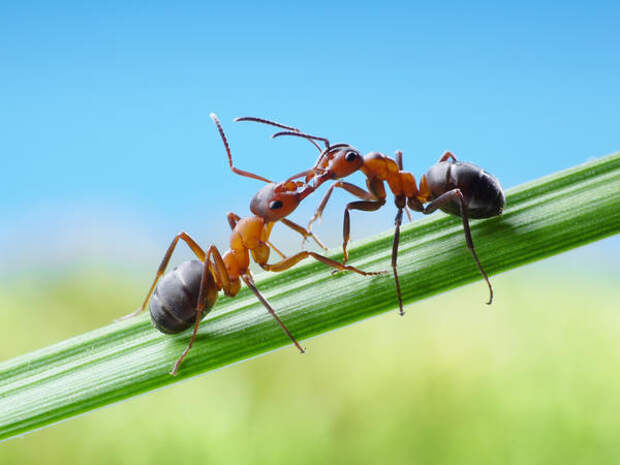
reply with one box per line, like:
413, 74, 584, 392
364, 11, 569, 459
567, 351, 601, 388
210, 113, 273, 184
235, 116, 323, 152
271, 130, 330, 151
235, 116, 301, 131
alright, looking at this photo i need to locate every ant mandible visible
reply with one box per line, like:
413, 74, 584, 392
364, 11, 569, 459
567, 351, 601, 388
238, 120, 505, 316
125, 114, 382, 375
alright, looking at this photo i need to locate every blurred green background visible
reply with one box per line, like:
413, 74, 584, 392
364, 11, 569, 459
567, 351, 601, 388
1, 244, 619, 464
2, 2, 620, 462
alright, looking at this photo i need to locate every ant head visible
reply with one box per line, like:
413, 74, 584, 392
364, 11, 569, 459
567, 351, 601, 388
250, 181, 305, 222
314, 144, 364, 181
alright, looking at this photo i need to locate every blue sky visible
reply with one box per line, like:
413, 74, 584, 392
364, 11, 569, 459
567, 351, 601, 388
1, 1, 619, 268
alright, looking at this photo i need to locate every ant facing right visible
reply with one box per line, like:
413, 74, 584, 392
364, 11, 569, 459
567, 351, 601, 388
238, 117, 505, 316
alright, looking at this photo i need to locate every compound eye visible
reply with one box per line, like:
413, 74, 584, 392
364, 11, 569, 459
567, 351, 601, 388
345, 151, 358, 162
269, 200, 283, 210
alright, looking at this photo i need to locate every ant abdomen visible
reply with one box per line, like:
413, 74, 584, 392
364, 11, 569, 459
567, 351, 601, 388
150, 260, 218, 334
426, 160, 505, 219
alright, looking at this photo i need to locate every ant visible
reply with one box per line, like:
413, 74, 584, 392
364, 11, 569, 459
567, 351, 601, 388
237, 119, 505, 316
125, 114, 382, 375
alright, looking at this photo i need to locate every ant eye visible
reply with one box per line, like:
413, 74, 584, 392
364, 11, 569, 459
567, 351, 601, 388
269, 200, 283, 210
345, 151, 358, 162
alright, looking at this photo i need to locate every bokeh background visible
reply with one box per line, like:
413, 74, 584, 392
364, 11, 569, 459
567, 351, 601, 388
1, 1, 619, 463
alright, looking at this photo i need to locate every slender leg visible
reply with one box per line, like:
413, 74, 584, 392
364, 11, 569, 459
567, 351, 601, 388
395, 151, 413, 222
396, 150, 404, 170
280, 218, 327, 250
210, 113, 273, 183
307, 181, 374, 232
342, 199, 386, 263
227, 212, 241, 230
404, 206, 413, 222
120, 232, 207, 320
206, 244, 233, 292
423, 189, 494, 304
392, 208, 405, 316
439, 151, 457, 163
170, 245, 234, 375
242, 273, 305, 353
387, 150, 408, 314
260, 250, 384, 275
170, 304, 205, 376
266, 240, 287, 259
307, 184, 336, 231
339, 177, 388, 264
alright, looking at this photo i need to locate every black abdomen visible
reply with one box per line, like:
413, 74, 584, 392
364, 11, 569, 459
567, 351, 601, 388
426, 161, 505, 219
150, 260, 218, 334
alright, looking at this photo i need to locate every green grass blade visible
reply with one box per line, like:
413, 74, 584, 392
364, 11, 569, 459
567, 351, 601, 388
1, 152, 619, 441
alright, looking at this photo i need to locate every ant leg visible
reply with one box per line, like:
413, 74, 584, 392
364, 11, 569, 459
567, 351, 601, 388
342, 199, 386, 263
439, 151, 457, 163
392, 207, 405, 316
210, 113, 273, 183
306, 181, 381, 262
307, 184, 337, 231
242, 273, 305, 353
341, 177, 388, 263
404, 206, 413, 222
396, 150, 404, 169
121, 232, 207, 320
170, 245, 233, 375
423, 189, 493, 305
308, 181, 374, 232
395, 151, 413, 221
266, 240, 287, 259
260, 250, 385, 276
280, 218, 327, 251
227, 212, 241, 230
171, 245, 241, 375
207, 245, 233, 292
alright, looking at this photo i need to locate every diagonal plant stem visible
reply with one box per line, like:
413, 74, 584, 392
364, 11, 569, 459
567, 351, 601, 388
1, 152, 619, 441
